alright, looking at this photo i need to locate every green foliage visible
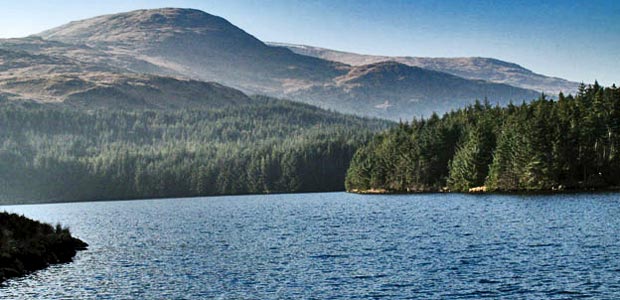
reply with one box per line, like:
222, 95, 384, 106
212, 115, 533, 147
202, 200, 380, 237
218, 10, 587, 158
346, 83, 620, 192
0, 96, 390, 203
448, 126, 492, 191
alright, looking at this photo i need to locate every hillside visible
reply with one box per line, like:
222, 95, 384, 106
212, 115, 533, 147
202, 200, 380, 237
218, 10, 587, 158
0, 98, 390, 204
37, 8, 345, 95
271, 42, 579, 95
290, 61, 539, 120
0, 7, 541, 119
0, 47, 251, 109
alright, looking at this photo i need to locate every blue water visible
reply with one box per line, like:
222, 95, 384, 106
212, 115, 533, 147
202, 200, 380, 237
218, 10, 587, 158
1, 192, 620, 299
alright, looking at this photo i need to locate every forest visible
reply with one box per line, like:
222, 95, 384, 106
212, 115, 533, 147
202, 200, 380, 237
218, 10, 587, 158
345, 82, 620, 193
0, 96, 389, 204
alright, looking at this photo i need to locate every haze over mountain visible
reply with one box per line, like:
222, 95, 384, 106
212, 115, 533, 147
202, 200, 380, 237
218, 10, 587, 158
0, 8, 554, 119
271, 42, 580, 95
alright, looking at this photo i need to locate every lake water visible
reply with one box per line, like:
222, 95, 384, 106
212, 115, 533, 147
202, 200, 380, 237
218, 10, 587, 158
1, 192, 620, 299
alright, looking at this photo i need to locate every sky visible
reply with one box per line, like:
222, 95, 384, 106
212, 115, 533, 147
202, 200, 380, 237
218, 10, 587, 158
0, 0, 618, 85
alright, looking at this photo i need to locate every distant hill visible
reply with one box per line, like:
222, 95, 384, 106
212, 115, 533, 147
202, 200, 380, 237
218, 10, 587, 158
0, 48, 250, 109
0, 8, 542, 119
289, 61, 539, 120
270, 42, 579, 95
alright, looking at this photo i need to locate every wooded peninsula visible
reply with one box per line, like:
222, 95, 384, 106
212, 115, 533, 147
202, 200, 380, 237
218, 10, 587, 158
346, 83, 620, 193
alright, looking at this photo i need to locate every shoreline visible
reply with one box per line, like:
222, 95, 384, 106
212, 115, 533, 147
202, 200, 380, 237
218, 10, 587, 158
0, 190, 347, 207
0, 212, 88, 283
348, 186, 620, 196
3, 187, 620, 207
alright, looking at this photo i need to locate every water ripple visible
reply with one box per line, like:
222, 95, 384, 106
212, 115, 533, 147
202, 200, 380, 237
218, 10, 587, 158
1, 192, 620, 299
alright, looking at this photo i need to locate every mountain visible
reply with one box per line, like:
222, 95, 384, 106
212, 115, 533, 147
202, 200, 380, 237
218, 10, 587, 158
270, 42, 580, 95
0, 8, 542, 119
37, 8, 345, 95
0, 47, 250, 109
289, 61, 539, 120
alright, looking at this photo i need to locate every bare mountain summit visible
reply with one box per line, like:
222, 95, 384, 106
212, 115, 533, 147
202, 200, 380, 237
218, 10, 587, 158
37, 8, 344, 94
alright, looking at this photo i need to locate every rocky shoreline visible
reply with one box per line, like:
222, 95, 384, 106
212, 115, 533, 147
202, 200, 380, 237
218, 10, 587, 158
0, 212, 88, 283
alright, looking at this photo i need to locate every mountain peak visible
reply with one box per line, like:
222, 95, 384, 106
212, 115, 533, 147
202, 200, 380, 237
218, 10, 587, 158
108, 8, 227, 28
37, 8, 242, 46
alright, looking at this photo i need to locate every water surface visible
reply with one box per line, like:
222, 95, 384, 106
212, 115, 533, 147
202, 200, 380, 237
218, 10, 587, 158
1, 192, 620, 299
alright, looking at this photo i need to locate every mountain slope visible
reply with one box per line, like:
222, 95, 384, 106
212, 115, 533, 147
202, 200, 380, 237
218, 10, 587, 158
0, 48, 250, 109
0, 36, 182, 76
17, 8, 540, 120
291, 61, 539, 119
271, 42, 579, 95
0, 97, 390, 203
37, 8, 346, 95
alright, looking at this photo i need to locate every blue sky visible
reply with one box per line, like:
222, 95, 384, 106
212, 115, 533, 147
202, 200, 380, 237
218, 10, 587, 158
0, 0, 618, 85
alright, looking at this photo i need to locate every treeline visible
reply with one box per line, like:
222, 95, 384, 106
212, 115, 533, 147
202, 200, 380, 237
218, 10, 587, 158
346, 82, 620, 192
0, 212, 87, 282
0, 96, 389, 204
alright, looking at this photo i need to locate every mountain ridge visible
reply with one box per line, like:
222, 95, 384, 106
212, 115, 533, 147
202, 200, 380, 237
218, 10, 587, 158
289, 61, 539, 119
269, 42, 579, 95
0, 8, 549, 119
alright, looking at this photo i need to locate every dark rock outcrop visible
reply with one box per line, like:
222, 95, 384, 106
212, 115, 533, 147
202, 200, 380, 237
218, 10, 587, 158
0, 212, 88, 283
